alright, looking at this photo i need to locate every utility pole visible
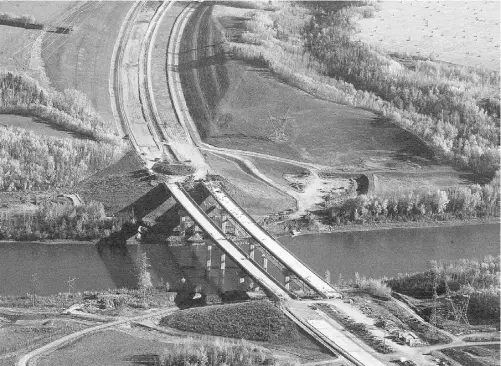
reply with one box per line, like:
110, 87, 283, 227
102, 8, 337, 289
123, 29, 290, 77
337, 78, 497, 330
67, 276, 77, 294
30, 273, 39, 307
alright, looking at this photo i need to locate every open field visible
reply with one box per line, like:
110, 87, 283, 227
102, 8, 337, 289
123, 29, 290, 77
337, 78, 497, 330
198, 52, 434, 170
36, 329, 169, 366
355, 1, 500, 71
0, 115, 87, 140
205, 5, 434, 169
0, 310, 90, 365
0, 2, 72, 76
41, 1, 131, 129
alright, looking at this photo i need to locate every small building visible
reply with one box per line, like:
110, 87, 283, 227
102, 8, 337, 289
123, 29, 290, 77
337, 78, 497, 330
397, 331, 423, 347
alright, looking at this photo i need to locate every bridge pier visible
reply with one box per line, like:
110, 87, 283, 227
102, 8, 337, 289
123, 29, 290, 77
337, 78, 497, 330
249, 242, 255, 260
262, 253, 268, 272
239, 269, 246, 289
221, 214, 228, 234
219, 252, 226, 288
205, 244, 212, 279
283, 269, 291, 291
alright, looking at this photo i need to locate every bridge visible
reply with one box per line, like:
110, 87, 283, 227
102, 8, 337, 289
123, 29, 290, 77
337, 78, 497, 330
204, 181, 340, 299
165, 181, 386, 366
165, 182, 293, 302
111, 1, 389, 364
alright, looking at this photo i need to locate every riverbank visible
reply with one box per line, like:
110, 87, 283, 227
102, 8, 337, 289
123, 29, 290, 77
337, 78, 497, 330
1, 216, 498, 245
270, 216, 500, 237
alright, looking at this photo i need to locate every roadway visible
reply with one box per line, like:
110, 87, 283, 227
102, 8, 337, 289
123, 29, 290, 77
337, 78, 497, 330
113, 2, 391, 364
204, 181, 340, 299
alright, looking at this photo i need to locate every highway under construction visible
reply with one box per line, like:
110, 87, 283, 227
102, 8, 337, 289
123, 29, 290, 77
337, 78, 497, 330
107, 1, 391, 365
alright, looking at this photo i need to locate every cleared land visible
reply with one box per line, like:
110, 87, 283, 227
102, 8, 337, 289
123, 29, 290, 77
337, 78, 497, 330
0, 2, 73, 77
41, 1, 132, 129
355, 1, 500, 71
205, 152, 295, 215
74, 151, 154, 215
182, 10, 433, 170
36, 329, 168, 366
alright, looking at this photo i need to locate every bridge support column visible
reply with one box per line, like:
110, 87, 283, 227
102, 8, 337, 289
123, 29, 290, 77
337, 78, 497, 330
220, 253, 226, 271
249, 242, 255, 260
221, 214, 228, 234
262, 253, 268, 272
205, 244, 212, 279
239, 270, 246, 289
283, 269, 291, 291
219, 252, 226, 289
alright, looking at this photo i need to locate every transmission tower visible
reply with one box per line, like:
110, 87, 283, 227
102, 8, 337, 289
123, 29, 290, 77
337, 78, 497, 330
444, 275, 470, 325
264, 108, 294, 142
67, 276, 77, 294
430, 268, 439, 329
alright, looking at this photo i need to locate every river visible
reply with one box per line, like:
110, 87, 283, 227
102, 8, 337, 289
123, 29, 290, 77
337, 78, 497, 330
0, 223, 498, 296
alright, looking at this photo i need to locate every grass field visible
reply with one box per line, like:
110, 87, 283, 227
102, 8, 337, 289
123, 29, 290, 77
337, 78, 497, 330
355, 1, 500, 71
209, 58, 433, 170
41, 2, 131, 129
36, 329, 169, 366
193, 6, 439, 172
0, 2, 72, 76
0, 115, 86, 140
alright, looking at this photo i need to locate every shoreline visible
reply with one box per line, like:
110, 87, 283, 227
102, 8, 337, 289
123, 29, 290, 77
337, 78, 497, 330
0, 217, 498, 245
273, 217, 500, 238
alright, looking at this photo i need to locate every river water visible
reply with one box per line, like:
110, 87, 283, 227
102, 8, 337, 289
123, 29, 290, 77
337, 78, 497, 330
0, 223, 498, 296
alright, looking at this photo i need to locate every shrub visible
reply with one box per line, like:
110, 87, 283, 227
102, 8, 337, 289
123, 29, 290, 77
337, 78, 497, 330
357, 277, 392, 299
159, 337, 298, 366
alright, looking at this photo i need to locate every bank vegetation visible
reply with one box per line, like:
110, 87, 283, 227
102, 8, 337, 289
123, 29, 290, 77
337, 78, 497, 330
329, 177, 500, 226
387, 256, 500, 321
0, 200, 133, 241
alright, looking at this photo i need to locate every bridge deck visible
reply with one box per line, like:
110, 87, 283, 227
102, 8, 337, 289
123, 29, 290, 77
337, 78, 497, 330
165, 183, 292, 301
204, 182, 340, 299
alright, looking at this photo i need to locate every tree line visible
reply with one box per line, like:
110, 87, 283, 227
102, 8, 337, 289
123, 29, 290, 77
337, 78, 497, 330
330, 179, 500, 226
0, 201, 132, 241
0, 71, 120, 143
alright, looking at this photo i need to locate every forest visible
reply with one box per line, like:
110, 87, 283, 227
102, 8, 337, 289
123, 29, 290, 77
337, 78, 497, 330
0, 125, 124, 191
225, 1, 500, 177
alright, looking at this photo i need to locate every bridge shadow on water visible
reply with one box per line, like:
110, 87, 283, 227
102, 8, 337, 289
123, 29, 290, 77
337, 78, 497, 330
95, 184, 242, 296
